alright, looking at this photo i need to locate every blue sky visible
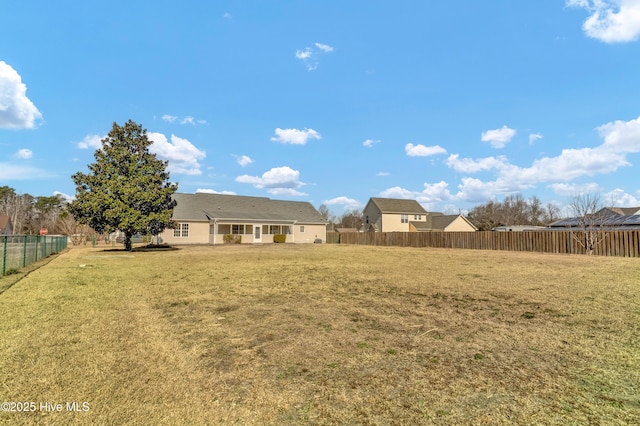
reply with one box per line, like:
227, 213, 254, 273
2, 1, 640, 216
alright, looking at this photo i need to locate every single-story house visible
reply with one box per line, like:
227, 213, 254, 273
410, 213, 478, 232
362, 197, 477, 232
548, 207, 640, 230
0, 215, 13, 235
159, 193, 327, 244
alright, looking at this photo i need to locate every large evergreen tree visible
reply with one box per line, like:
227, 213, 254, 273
69, 120, 178, 250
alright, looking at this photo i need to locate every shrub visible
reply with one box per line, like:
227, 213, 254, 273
273, 234, 286, 243
223, 234, 242, 244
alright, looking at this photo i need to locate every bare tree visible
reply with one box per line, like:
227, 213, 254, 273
318, 204, 336, 231
338, 209, 363, 230
58, 210, 96, 245
0, 187, 34, 234
468, 194, 561, 230
568, 193, 608, 255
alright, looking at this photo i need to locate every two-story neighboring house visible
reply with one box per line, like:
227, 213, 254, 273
362, 197, 477, 232
362, 198, 429, 232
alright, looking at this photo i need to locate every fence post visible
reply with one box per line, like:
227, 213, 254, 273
2, 236, 6, 275
23, 235, 27, 267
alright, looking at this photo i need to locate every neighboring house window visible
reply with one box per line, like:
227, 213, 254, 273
401, 214, 408, 223
174, 223, 189, 237
300, 225, 305, 232
414, 214, 422, 220
366, 216, 369, 224
232, 224, 243, 235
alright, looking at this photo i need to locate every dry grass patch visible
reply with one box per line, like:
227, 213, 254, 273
0, 244, 639, 424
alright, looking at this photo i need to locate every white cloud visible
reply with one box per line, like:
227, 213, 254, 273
296, 42, 334, 71
13, 148, 33, 159
376, 171, 390, 177
598, 115, 640, 152
0, 163, 49, 180
448, 146, 627, 199
380, 181, 453, 211
405, 143, 447, 157
196, 188, 237, 195
529, 133, 543, 144
455, 178, 505, 203
446, 154, 509, 173
323, 196, 362, 211
271, 128, 321, 145
161, 114, 206, 125
446, 115, 640, 193
223, 12, 232, 19
53, 191, 74, 202
295, 48, 313, 60
235, 155, 254, 167
0, 61, 42, 129
605, 188, 640, 206
481, 125, 517, 148
549, 182, 602, 196
315, 42, 334, 52
266, 188, 308, 197
147, 132, 206, 175
389, 115, 640, 208
567, 0, 640, 42
363, 138, 380, 148
236, 166, 306, 195
77, 134, 104, 149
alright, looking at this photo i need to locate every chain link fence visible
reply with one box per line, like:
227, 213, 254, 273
1, 235, 68, 275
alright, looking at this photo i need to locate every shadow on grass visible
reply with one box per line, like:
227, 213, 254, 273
101, 244, 180, 253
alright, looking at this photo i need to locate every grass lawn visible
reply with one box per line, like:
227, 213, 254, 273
1, 244, 639, 425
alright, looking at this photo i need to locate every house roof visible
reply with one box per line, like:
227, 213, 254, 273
411, 214, 478, 231
367, 198, 428, 214
171, 193, 326, 224
603, 207, 640, 216
549, 214, 640, 229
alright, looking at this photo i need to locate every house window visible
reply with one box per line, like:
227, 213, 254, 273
300, 225, 305, 232
415, 214, 422, 220
232, 224, 244, 235
401, 214, 408, 224
174, 223, 189, 237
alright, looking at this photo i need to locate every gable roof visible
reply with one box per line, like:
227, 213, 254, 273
602, 207, 640, 216
549, 214, 640, 229
171, 193, 325, 223
411, 214, 478, 231
367, 198, 427, 214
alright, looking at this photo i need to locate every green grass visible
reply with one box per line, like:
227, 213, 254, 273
1, 244, 639, 425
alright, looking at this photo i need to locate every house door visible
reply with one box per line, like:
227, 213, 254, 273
254, 224, 261, 242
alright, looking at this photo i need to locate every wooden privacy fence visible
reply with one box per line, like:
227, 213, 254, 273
326, 230, 640, 257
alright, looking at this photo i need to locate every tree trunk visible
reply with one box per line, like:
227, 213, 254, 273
124, 230, 133, 251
